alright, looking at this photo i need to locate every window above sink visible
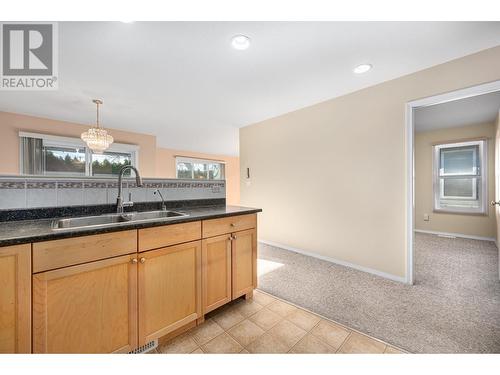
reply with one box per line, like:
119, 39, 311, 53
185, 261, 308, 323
19, 131, 139, 178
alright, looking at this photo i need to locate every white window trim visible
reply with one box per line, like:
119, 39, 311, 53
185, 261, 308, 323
175, 156, 226, 180
19, 131, 140, 176
432, 139, 487, 214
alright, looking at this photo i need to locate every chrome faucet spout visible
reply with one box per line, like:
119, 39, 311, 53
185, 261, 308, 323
116, 165, 142, 213
154, 189, 167, 211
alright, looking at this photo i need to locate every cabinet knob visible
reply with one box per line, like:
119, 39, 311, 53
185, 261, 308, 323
140, 257, 146, 264
131, 258, 138, 264
230, 223, 235, 227
232, 235, 237, 240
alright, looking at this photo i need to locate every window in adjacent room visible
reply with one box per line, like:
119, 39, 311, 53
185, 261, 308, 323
433, 139, 487, 214
19, 132, 138, 177
175, 157, 225, 180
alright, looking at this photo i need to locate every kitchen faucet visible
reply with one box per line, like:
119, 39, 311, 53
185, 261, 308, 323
153, 189, 167, 211
116, 165, 143, 214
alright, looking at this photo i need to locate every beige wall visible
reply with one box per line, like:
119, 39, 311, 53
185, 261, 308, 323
415, 122, 496, 238
240, 46, 500, 279
155, 148, 240, 205
0, 111, 240, 203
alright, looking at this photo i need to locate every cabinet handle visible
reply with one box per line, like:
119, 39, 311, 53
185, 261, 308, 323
140, 257, 146, 264
131, 258, 138, 264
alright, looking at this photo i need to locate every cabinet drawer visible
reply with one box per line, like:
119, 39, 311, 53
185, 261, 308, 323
202, 214, 256, 238
138, 221, 201, 252
33, 230, 137, 273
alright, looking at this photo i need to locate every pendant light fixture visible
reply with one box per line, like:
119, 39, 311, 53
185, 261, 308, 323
81, 99, 114, 154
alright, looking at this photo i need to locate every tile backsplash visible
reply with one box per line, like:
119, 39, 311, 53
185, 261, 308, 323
0, 177, 225, 210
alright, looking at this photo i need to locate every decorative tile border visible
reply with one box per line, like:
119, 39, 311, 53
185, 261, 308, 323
0, 177, 226, 210
0, 181, 26, 189
57, 181, 83, 189
26, 181, 56, 189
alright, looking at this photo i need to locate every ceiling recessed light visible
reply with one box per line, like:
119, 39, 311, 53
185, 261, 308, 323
231, 35, 251, 50
353, 64, 372, 74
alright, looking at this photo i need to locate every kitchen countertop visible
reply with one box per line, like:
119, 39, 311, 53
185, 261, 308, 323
0, 205, 262, 247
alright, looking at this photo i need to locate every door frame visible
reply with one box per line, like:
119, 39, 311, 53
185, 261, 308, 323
405, 79, 500, 285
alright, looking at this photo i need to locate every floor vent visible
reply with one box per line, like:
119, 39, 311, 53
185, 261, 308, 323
128, 339, 158, 354
437, 234, 457, 239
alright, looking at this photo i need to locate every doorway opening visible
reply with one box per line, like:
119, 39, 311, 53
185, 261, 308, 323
406, 80, 500, 285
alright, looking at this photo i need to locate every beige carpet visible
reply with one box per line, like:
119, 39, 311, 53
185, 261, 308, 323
257, 233, 500, 353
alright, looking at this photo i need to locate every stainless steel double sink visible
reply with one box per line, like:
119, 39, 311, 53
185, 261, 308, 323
51, 210, 188, 231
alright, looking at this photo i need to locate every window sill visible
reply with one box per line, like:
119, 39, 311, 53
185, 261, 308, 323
433, 209, 488, 216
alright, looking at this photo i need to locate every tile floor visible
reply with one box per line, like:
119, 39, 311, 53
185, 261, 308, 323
152, 290, 407, 354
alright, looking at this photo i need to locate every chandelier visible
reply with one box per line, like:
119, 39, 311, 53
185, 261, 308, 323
81, 99, 114, 154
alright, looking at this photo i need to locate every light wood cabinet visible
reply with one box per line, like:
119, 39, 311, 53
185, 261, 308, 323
33, 254, 138, 353
202, 214, 256, 238
138, 240, 202, 346
0, 244, 31, 353
138, 221, 201, 251
202, 214, 257, 313
202, 235, 232, 314
33, 230, 137, 273
4, 213, 257, 353
231, 229, 257, 299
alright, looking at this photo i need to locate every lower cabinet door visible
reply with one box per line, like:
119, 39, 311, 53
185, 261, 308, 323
138, 240, 202, 345
202, 235, 232, 314
231, 229, 257, 299
33, 254, 138, 353
0, 244, 31, 353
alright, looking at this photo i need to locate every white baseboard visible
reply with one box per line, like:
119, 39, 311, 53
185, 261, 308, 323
258, 239, 408, 284
414, 229, 496, 242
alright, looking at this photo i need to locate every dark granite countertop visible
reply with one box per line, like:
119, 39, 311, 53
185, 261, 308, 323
0, 205, 262, 247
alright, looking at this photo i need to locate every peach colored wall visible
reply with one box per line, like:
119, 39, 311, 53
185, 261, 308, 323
155, 148, 240, 205
0, 111, 240, 204
0, 111, 157, 177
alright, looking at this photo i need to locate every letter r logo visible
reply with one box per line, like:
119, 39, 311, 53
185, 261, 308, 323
2, 24, 53, 76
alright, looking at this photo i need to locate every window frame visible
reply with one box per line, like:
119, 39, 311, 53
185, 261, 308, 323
432, 139, 487, 215
19, 131, 139, 177
175, 156, 225, 180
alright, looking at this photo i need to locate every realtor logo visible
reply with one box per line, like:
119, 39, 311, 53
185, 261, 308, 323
0, 22, 58, 90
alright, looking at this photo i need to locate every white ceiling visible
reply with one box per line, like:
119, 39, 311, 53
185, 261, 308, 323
415, 90, 500, 132
1, 22, 500, 155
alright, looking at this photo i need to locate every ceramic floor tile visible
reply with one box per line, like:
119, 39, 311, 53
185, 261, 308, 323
190, 348, 204, 354
286, 308, 321, 331
290, 333, 336, 354
158, 333, 199, 354
267, 300, 298, 317
248, 308, 282, 331
310, 319, 351, 350
231, 298, 264, 318
240, 349, 250, 354
267, 319, 307, 349
212, 307, 246, 330
253, 290, 277, 306
338, 332, 386, 354
202, 333, 243, 354
227, 319, 265, 347
189, 319, 225, 346
246, 332, 290, 354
